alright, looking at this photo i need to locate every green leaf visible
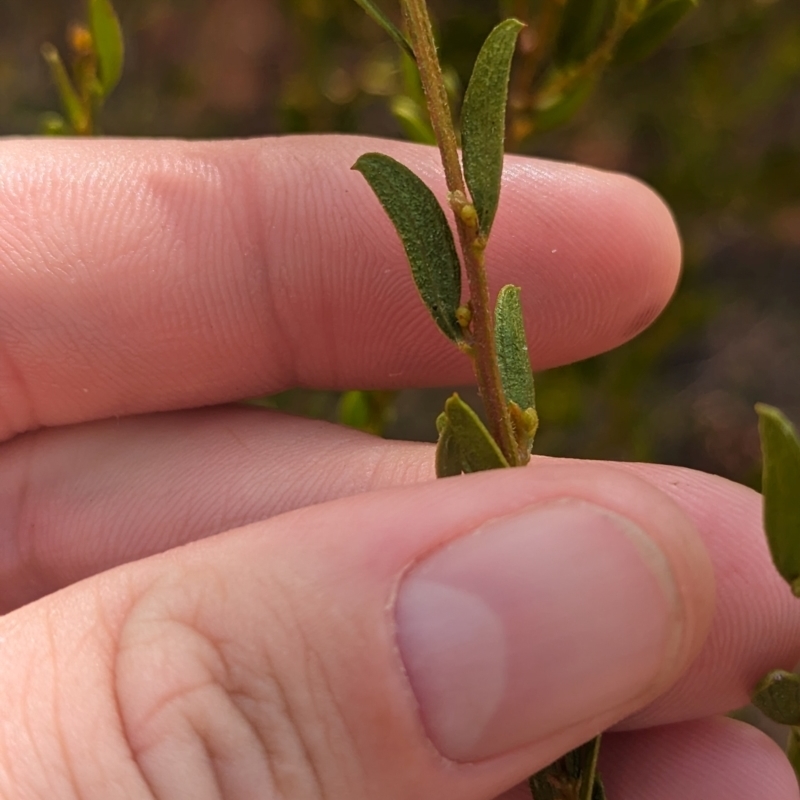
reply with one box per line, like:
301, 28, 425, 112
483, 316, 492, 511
40, 43, 90, 134
88, 0, 125, 96
752, 669, 800, 726
756, 404, 800, 594
614, 0, 697, 65
443, 394, 509, 472
435, 413, 464, 477
353, 153, 463, 343
496, 286, 538, 457
555, 0, 612, 66
495, 285, 535, 412
461, 18, 525, 237
352, 0, 415, 61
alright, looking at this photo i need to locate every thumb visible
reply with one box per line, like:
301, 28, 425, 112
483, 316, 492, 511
0, 461, 712, 799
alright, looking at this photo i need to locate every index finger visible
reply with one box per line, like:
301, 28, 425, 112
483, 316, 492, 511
0, 136, 680, 437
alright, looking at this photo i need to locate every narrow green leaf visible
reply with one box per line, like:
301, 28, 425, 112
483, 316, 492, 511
555, 0, 612, 66
40, 43, 90, 134
756, 404, 800, 594
496, 286, 537, 457
353, 153, 463, 342
461, 18, 525, 237
88, 0, 125, 96
444, 394, 509, 472
614, 0, 697, 65
352, 0, 415, 61
752, 669, 800, 726
495, 285, 535, 412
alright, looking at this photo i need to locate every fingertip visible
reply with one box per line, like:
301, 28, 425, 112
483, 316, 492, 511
611, 172, 683, 339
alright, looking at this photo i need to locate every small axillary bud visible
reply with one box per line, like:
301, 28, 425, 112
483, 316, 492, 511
68, 23, 94, 58
449, 190, 480, 231
458, 203, 479, 229
456, 304, 472, 331
521, 407, 539, 438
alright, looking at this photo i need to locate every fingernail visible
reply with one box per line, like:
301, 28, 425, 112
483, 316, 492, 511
394, 499, 681, 762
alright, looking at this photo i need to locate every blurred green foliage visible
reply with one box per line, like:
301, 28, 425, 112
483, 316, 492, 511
40, 0, 124, 134
2, 0, 799, 486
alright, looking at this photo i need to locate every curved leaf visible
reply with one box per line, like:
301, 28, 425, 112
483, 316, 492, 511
353, 153, 462, 342
89, 0, 124, 96
444, 393, 509, 472
461, 18, 525, 237
352, 0, 415, 61
756, 404, 800, 594
752, 669, 800, 726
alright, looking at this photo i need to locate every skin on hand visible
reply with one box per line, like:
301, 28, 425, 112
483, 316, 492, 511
0, 137, 797, 800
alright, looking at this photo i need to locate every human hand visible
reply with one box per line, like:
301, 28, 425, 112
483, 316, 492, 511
0, 136, 797, 799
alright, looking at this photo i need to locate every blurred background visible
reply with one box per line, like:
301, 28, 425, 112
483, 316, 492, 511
1, 0, 799, 489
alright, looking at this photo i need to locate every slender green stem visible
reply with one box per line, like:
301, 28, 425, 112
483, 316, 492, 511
579, 735, 602, 800
400, 0, 519, 465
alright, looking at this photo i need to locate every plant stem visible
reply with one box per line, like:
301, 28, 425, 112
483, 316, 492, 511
400, 0, 519, 465
400, 0, 462, 194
